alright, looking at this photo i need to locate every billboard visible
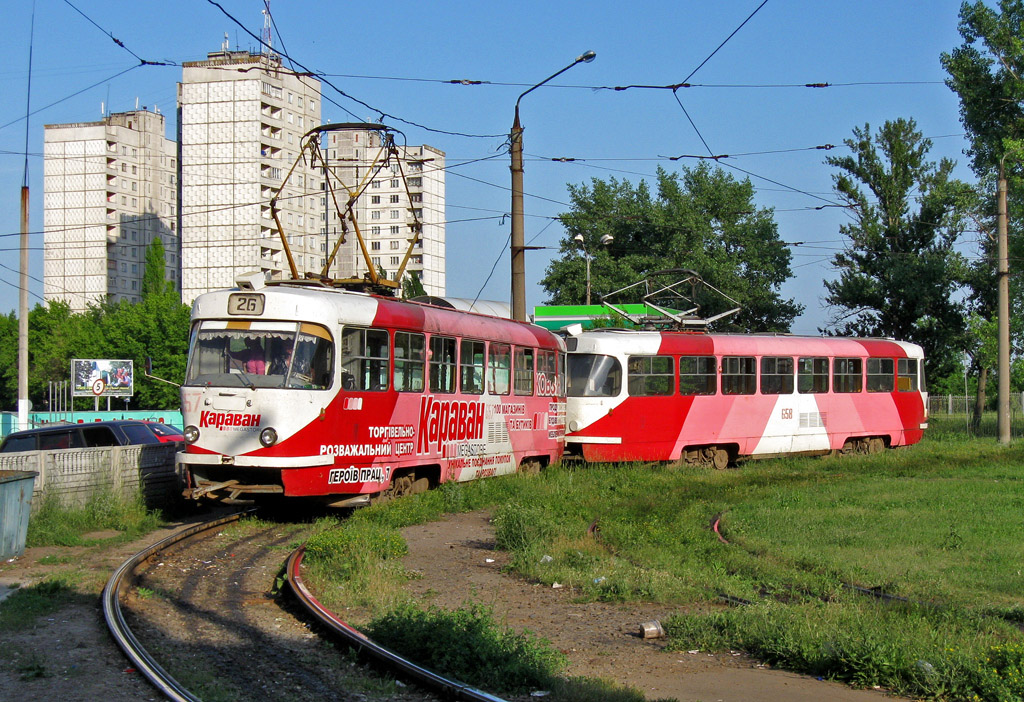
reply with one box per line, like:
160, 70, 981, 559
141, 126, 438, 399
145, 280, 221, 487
72, 359, 134, 398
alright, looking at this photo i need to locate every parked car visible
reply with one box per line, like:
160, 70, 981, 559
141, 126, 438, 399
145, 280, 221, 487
0, 420, 184, 453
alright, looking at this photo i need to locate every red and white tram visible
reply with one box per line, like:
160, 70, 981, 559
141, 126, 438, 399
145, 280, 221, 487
563, 329, 927, 466
178, 280, 566, 507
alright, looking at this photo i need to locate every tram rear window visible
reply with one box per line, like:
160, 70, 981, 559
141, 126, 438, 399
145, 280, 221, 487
898, 358, 919, 392
567, 354, 621, 397
185, 322, 333, 389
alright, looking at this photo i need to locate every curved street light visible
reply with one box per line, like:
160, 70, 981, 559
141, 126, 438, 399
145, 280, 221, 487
574, 233, 613, 306
510, 51, 596, 321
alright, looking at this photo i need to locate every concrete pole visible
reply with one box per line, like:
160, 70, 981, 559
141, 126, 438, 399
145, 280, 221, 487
997, 159, 1011, 444
18, 186, 29, 430
509, 51, 595, 322
510, 110, 526, 321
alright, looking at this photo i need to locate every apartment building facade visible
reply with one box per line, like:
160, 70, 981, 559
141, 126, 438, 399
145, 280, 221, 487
178, 48, 322, 302
323, 128, 445, 295
42, 109, 179, 312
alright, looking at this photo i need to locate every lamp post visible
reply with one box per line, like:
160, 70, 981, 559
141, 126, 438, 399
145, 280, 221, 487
510, 50, 596, 321
574, 233, 613, 305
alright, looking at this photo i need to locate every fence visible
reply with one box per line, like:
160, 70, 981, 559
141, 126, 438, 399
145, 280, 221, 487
927, 393, 1024, 417
0, 443, 181, 512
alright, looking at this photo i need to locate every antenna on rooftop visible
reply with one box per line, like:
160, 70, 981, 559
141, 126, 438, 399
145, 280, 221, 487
261, 1, 273, 53
221, 32, 229, 52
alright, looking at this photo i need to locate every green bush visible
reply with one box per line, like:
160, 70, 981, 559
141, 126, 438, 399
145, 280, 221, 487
364, 602, 566, 694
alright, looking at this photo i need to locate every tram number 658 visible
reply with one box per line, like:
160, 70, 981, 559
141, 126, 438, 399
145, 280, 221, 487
780, 408, 793, 420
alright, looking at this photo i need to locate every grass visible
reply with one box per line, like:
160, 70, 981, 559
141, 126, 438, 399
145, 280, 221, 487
26, 489, 164, 548
303, 416, 1024, 701
0, 488, 167, 629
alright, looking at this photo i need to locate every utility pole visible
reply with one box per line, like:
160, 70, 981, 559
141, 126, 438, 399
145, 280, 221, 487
509, 51, 595, 321
997, 157, 1011, 444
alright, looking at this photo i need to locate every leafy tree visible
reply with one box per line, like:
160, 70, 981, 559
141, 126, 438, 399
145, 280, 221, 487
822, 119, 973, 379
97, 292, 191, 409
542, 164, 802, 332
401, 272, 426, 299
941, 1, 1024, 412
141, 236, 173, 298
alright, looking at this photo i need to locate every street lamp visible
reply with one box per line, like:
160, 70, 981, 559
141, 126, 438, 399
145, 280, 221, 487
574, 233, 613, 306
510, 50, 596, 321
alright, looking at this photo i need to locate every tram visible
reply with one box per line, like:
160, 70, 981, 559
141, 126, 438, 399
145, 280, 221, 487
178, 277, 566, 507
563, 328, 927, 466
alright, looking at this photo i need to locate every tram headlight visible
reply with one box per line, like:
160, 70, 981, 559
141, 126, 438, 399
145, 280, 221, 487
259, 427, 278, 447
183, 425, 200, 444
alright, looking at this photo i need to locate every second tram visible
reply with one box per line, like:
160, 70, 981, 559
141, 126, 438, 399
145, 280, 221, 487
563, 329, 927, 466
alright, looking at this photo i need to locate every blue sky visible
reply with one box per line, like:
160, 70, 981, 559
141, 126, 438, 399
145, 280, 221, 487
0, 0, 976, 334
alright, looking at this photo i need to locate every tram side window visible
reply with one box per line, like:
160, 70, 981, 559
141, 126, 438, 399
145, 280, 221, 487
798, 357, 829, 394
488, 343, 512, 395
898, 358, 919, 392
514, 348, 534, 395
460, 339, 485, 395
679, 356, 717, 396
866, 358, 895, 392
537, 349, 560, 397
429, 336, 456, 393
627, 356, 674, 396
833, 357, 863, 393
760, 356, 794, 395
722, 356, 756, 395
341, 327, 389, 391
394, 332, 425, 392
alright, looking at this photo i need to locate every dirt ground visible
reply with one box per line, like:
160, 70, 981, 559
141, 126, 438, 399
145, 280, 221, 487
0, 509, 908, 702
399, 510, 903, 702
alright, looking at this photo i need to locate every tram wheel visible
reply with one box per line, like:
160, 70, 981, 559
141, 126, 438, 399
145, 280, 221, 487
868, 437, 885, 454
711, 448, 729, 470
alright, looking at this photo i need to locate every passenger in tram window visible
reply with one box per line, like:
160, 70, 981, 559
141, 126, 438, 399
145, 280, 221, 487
231, 337, 266, 375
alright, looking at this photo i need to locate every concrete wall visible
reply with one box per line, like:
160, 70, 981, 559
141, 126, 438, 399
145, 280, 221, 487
0, 443, 181, 511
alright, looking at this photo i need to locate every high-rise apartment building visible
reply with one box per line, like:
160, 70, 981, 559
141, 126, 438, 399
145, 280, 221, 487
42, 109, 179, 311
178, 47, 322, 302
323, 128, 445, 295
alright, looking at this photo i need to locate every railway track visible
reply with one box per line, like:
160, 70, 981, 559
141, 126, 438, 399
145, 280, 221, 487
102, 512, 505, 702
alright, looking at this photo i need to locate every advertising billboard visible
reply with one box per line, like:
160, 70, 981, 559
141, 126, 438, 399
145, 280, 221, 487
72, 359, 134, 398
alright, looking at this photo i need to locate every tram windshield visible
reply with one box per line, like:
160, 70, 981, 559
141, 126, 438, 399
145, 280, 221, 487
567, 354, 622, 397
184, 321, 333, 389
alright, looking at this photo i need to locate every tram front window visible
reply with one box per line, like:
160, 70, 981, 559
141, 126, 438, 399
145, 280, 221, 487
185, 323, 333, 389
567, 354, 622, 397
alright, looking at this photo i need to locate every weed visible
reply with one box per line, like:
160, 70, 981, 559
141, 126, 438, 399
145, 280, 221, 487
364, 602, 566, 694
16, 653, 48, 680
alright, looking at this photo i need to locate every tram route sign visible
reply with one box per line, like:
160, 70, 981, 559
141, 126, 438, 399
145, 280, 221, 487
72, 359, 134, 398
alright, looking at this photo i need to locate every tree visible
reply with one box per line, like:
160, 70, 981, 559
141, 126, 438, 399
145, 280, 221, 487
541, 164, 802, 332
822, 119, 973, 379
401, 271, 426, 299
941, 1, 1024, 416
141, 236, 173, 298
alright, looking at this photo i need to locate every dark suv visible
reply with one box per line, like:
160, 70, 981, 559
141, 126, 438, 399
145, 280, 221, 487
0, 420, 184, 453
